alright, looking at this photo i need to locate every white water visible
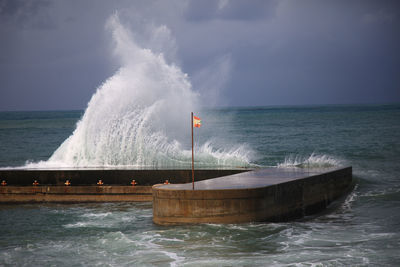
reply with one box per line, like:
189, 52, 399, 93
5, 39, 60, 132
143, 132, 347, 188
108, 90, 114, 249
28, 15, 251, 169
277, 153, 343, 168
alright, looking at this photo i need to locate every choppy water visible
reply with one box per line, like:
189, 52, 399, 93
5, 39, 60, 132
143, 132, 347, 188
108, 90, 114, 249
1, 104, 400, 266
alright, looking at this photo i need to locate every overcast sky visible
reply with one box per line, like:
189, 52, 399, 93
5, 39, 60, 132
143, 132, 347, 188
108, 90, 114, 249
0, 0, 399, 111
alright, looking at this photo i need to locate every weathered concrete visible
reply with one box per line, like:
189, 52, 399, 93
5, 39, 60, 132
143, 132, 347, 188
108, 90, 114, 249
0, 186, 152, 203
0, 169, 247, 186
152, 167, 353, 225
0, 169, 248, 203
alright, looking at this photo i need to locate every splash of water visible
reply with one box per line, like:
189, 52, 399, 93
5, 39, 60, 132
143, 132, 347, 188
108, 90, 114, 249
277, 153, 342, 168
29, 15, 251, 169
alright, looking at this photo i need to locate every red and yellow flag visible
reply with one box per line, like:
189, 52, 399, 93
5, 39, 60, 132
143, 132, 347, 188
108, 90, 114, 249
193, 115, 201, 128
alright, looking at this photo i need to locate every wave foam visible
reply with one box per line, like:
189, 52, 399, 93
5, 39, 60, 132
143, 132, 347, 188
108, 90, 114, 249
277, 153, 342, 168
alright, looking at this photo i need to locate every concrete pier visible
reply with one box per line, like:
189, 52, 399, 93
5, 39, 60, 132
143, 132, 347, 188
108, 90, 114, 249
0, 169, 246, 186
0, 186, 153, 203
152, 167, 353, 225
0, 169, 247, 203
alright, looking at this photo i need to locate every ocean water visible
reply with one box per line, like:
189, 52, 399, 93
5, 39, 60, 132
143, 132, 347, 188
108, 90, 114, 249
0, 104, 399, 266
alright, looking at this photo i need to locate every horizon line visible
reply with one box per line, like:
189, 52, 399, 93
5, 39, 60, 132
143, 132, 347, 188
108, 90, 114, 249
0, 101, 399, 113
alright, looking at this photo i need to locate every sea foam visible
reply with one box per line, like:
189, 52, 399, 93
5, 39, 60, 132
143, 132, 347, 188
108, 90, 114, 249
277, 153, 343, 168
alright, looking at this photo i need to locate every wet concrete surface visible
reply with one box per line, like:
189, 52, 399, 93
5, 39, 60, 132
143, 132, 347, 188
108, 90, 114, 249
158, 167, 342, 190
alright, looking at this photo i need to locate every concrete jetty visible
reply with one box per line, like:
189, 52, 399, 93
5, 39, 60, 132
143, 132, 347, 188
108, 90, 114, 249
0, 185, 153, 203
152, 167, 353, 225
1, 167, 353, 224
0, 169, 246, 203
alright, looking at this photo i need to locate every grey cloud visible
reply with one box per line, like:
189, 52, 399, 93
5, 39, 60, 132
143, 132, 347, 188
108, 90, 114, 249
0, 0, 399, 111
0, 0, 53, 29
185, 0, 278, 21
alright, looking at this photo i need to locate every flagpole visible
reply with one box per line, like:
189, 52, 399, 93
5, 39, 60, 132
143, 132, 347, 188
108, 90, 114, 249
191, 112, 194, 190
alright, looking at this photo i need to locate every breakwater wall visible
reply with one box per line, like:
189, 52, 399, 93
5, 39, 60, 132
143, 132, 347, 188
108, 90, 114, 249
152, 167, 353, 225
0, 169, 246, 186
0, 186, 153, 203
0, 169, 247, 203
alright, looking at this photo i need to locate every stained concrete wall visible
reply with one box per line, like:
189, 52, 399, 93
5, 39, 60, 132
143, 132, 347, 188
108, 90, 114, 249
0, 169, 247, 203
0, 169, 247, 186
0, 186, 152, 203
152, 167, 353, 225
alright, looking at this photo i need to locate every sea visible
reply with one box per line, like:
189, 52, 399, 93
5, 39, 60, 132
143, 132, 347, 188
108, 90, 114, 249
0, 104, 399, 266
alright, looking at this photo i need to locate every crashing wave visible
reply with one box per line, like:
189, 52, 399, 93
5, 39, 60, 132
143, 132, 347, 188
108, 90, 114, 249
26, 14, 251, 169
277, 153, 342, 168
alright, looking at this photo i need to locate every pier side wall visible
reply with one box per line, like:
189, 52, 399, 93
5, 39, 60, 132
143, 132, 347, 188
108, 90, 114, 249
0, 186, 153, 203
0, 169, 246, 203
152, 167, 353, 225
0, 169, 246, 186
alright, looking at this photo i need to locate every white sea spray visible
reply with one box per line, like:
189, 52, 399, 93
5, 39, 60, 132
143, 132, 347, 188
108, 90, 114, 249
26, 15, 251, 168
277, 153, 343, 168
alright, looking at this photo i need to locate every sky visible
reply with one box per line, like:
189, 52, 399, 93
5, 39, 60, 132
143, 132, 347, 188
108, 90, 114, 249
0, 0, 399, 111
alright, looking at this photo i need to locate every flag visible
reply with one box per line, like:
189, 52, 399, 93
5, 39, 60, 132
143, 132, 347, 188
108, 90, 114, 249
193, 115, 201, 128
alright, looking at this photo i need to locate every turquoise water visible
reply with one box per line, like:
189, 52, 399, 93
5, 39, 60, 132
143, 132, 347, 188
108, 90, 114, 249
1, 104, 400, 266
